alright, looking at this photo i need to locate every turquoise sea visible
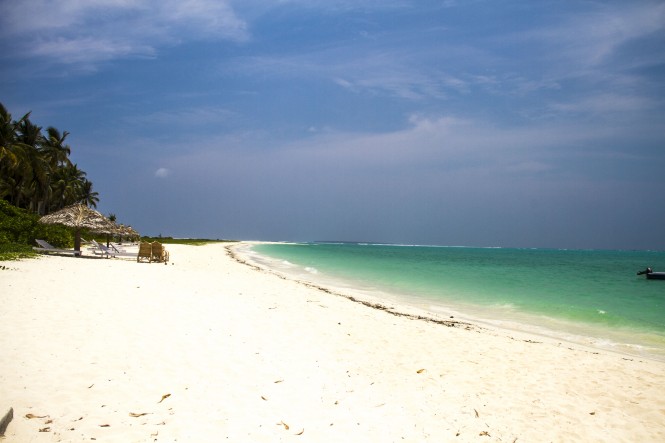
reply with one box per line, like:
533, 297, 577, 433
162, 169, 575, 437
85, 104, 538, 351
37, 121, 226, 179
250, 243, 665, 361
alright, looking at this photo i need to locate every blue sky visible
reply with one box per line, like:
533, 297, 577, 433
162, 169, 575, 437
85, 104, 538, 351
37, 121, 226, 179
2, 0, 664, 249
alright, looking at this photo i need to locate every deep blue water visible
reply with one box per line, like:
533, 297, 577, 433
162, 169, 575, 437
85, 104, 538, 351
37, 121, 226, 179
251, 242, 665, 359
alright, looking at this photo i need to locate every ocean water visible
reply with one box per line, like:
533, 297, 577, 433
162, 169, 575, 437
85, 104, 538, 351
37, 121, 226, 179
250, 242, 665, 360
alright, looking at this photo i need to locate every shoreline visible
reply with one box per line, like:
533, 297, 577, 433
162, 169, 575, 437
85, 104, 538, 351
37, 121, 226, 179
226, 244, 472, 330
2, 242, 664, 441
235, 242, 665, 363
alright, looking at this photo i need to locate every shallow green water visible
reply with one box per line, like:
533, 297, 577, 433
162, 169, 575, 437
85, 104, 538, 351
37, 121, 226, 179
252, 243, 665, 358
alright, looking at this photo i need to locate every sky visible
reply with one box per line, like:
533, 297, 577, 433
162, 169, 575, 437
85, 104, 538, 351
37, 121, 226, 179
1, 0, 664, 250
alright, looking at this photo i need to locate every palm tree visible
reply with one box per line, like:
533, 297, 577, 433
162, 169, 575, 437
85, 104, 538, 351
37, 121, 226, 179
49, 163, 87, 211
37, 126, 72, 214
42, 126, 72, 169
18, 140, 48, 211
17, 117, 44, 148
1, 102, 100, 215
0, 104, 23, 165
16, 117, 49, 212
0, 105, 31, 204
78, 179, 99, 208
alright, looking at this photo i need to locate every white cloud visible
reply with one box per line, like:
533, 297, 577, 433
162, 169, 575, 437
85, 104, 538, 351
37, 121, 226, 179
158, 112, 627, 188
155, 168, 171, 178
233, 47, 463, 101
519, 2, 665, 70
160, 0, 248, 40
549, 93, 657, 115
0, 0, 248, 68
30, 37, 155, 66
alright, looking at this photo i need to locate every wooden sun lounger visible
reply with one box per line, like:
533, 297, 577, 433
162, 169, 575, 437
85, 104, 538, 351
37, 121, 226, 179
136, 242, 169, 263
151, 242, 169, 263
137, 242, 153, 263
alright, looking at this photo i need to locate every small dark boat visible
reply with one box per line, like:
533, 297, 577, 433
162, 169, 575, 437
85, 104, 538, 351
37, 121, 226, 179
637, 268, 665, 280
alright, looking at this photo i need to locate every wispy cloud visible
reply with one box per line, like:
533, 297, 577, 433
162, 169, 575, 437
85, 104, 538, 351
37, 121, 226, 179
225, 2, 664, 107
155, 112, 631, 186
549, 93, 658, 115
155, 0, 249, 41
130, 106, 237, 127
330, 51, 467, 100
514, 2, 665, 77
562, 2, 665, 67
0, 0, 248, 70
242, 0, 411, 13
230, 45, 467, 101
30, 37, 156, 66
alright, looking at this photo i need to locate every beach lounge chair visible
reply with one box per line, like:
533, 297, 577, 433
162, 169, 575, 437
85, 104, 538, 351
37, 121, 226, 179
151, 241, 169, 263
89, 239, 110, 257
109, 243, 130, 252
33, 239, 81, 257
137, 242, 153, 263
90, 240, 137, 259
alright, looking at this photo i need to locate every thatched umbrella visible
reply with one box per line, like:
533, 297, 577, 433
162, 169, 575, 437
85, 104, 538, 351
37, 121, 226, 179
39, 204, 117, 254
120, 225, 140, 241
116, 224, 139, 239
109, 223, 140, 245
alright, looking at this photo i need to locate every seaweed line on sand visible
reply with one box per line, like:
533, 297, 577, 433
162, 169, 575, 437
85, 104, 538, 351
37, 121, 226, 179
224, 245, 644, 357
225, 244, 476, 331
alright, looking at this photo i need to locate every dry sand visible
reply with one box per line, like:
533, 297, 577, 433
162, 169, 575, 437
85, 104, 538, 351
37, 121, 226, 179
1, 242, 664, 442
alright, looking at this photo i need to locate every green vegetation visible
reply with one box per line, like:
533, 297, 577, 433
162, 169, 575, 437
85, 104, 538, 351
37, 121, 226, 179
0, 199, 79, 259
0, 242, 35, 260
0, 102, 104, 261
1, 102, 98, 214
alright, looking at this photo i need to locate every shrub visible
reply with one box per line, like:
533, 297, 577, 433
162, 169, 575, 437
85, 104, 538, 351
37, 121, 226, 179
35, 224, 74, 248
0, 200, 39, 244
0, 200, 73, 248
0, 242, 36, 260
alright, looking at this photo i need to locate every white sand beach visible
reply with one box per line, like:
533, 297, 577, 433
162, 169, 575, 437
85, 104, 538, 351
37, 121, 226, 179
1, 242, 664, 442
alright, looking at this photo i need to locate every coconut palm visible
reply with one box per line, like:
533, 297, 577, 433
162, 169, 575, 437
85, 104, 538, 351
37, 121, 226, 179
0, 104, 25, 165
16, 118, 49, 212
1, 102, 99, 215
42, 126, 72, 169
36, 126, 72, 213
77, 179, 99, 208
49, 163, 86, 211
0, 105, 31, 204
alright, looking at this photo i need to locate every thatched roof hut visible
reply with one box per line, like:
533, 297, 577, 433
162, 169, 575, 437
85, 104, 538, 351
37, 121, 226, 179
39, 204, 116, 253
